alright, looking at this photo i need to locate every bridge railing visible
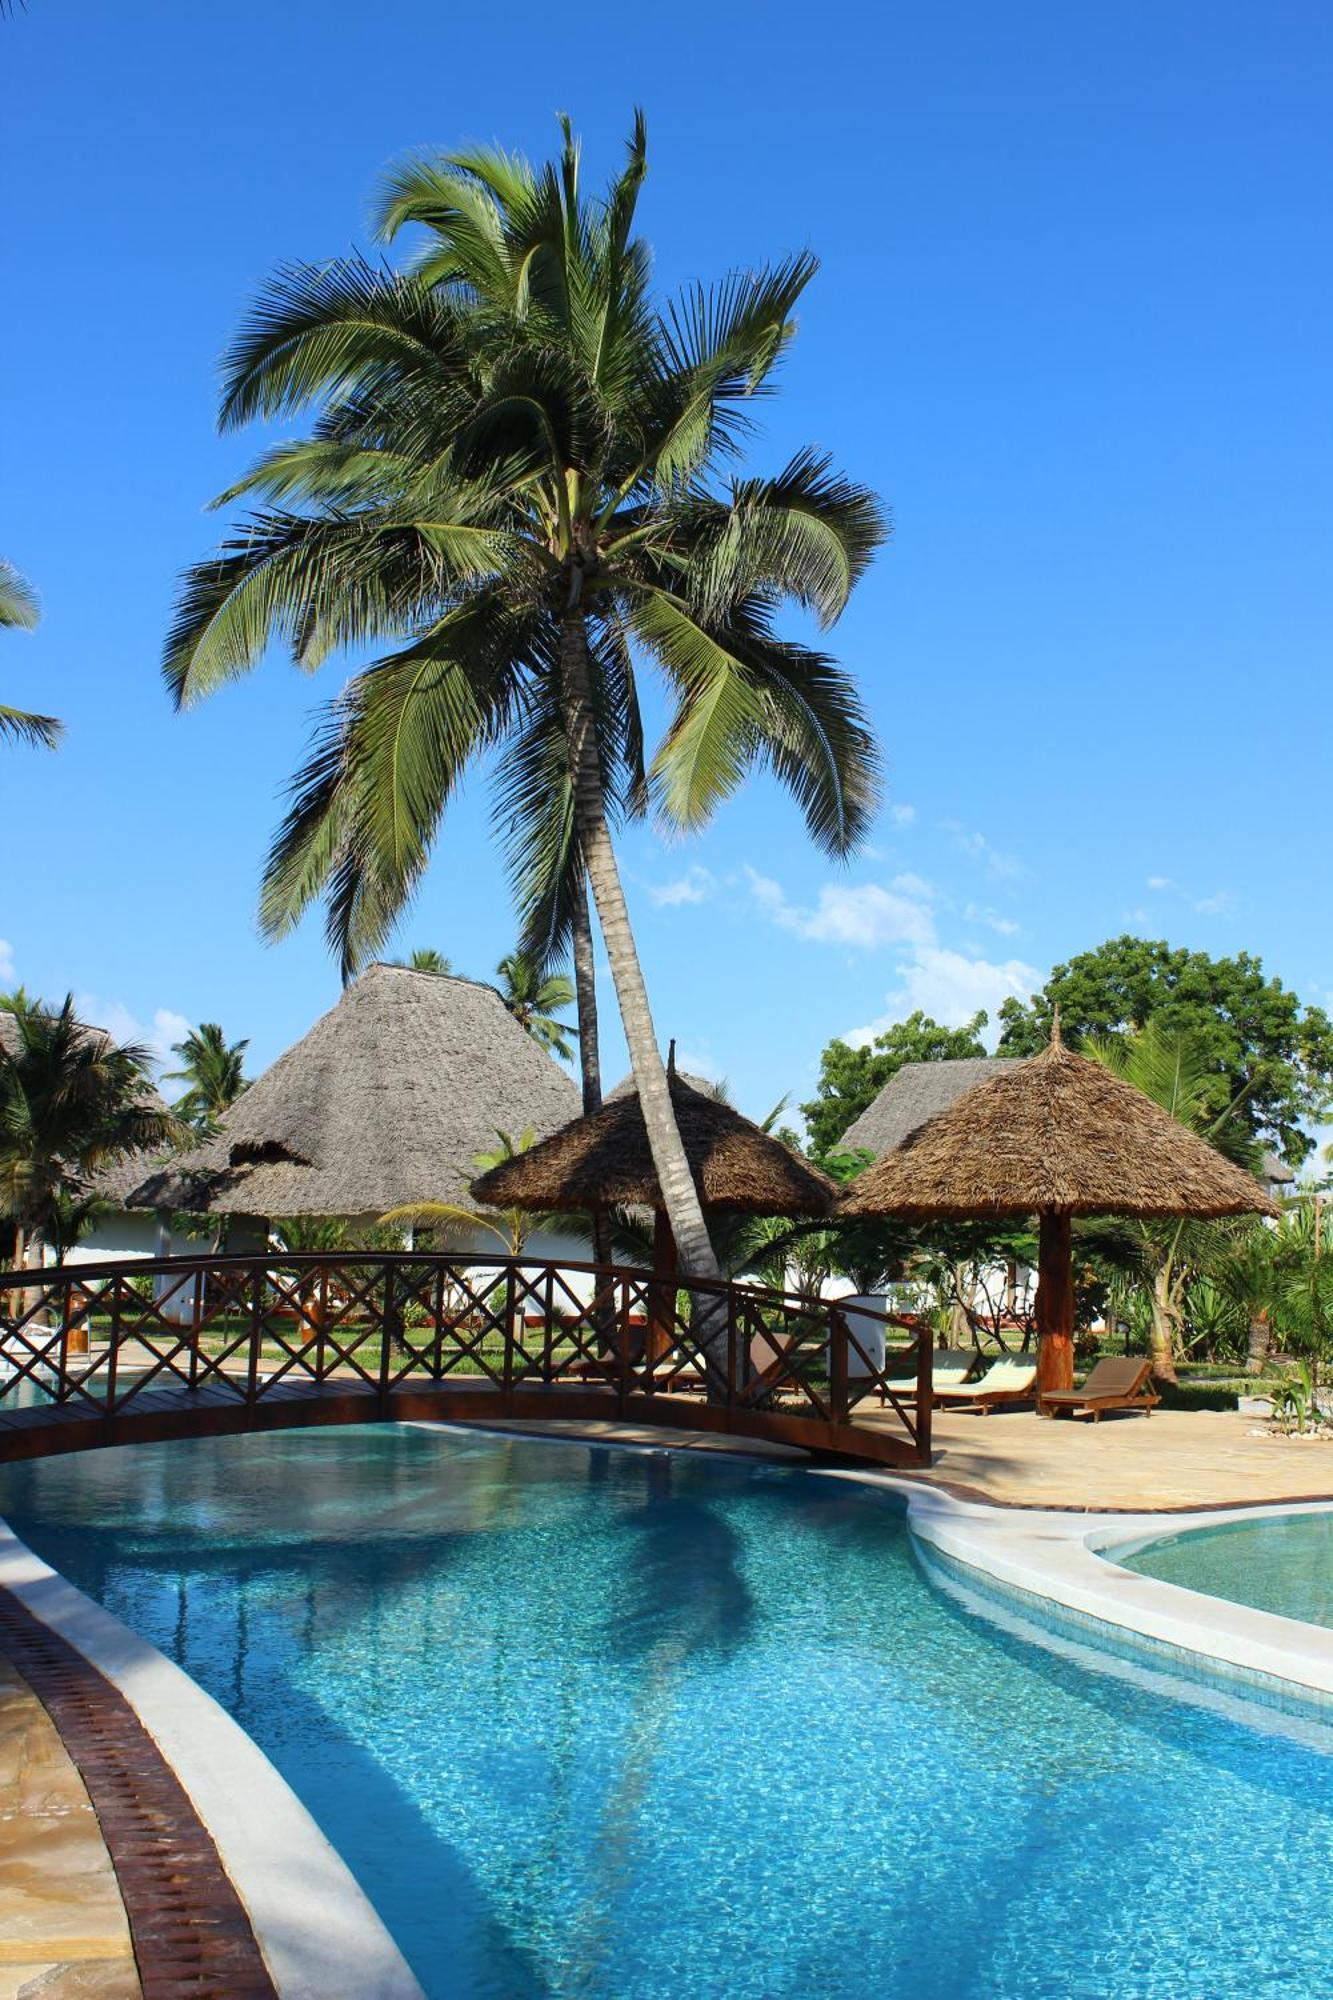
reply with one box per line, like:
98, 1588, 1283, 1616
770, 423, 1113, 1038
0, 1253, 932, 1464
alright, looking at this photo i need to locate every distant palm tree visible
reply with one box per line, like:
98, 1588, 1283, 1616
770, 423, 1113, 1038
0, 994, 181, 1265
164, 1022, 250, 1136
495, 952, 576, 1060
0, 559, 61, 749
401, 948, 452, 974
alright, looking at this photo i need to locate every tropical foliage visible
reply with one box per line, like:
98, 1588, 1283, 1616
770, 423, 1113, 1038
998, 936, 1333, 1164
401, 947, 453, 974
0, 557, 62, 749
164, 1022, 250, 1135
0, 994, 181, 1263
801, 1009, 989, 1159
495, 951, 576, 1060
163, 112, 885, 1286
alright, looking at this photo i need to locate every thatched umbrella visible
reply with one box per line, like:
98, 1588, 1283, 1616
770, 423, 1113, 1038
471, 1054, 837, 1351
839, 1021, 1278, 1392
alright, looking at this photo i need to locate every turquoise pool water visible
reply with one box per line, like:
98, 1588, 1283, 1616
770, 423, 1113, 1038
1121, 1510, 1333, 1629
1, 1427, 1331, 1999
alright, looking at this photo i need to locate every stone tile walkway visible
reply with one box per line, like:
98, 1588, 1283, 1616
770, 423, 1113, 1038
0, 1658, 139, 2000
863, 1404, 1333, 1511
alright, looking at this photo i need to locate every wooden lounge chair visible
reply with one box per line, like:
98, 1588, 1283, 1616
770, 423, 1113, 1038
888, 1346, 981, 1407
934, 1355, 1038, 1414
1038, 1355, 1159, 1422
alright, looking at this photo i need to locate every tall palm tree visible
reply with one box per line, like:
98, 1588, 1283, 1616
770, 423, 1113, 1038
0, 559, 61, 749
0, 995, 181, 1265
164, 114, 885, 1287
495, 950, 576, 1060
163, 1022, 250, 1136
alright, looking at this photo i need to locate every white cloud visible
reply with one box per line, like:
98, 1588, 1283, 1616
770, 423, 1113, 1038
75, 995, 190, 1073
1194, 890, 1236, 917
889, 802, 916, 826
649, 865, 715, 908
745, 867, 935, 949
943, 821, 1025, 879
849, 948, 1042, 1045
890, 871, 934, 901
674, 1047, 724, 1084
964, 902, 1021, 938
1147, 875, 1172, 891
0, 940, 13, 985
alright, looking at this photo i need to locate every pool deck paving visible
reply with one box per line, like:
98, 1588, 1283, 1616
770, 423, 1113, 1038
0, 1657, 139, 2000
450, 1406, 1333, 1512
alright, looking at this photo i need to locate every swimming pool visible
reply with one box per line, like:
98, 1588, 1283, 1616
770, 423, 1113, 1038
1, 1426, 1330, 1999
1120, 1509, 1333, 1630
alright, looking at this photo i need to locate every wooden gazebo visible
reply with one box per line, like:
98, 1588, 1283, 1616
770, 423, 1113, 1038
471, 1057, 836, 1351
839, 1021, 1277, 1392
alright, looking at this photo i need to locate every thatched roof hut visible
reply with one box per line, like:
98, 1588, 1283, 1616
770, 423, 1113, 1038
842, 1056, 1017, 1158
841, 1029, 1276, 1393
127, 964, 580, 1219
470, 1067, 836, 1219
840, 1039, 1278, 1221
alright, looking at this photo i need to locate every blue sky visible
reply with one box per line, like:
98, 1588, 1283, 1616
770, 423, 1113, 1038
3, 1, 1330, 1127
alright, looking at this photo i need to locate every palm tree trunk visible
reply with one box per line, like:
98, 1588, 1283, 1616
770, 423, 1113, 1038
559, 601, 719, 1288
1148, 1264, 1179, 1384
570, 866, 614, 1275
1245, 1310, 1272, 1375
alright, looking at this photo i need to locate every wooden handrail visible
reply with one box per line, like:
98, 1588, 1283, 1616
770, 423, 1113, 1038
0, 1254, 933, 1469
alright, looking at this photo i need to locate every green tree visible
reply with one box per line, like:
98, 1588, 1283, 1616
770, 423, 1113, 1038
801, 1010, 989, 1160
495, 952, 577, 1061
0, 558, 62, 749
164, 114, 885, 1297
163, 1023, 250, 1136
0, 995, 181, 1265
998, 937, 1333, 1163
401, 948, 452, 974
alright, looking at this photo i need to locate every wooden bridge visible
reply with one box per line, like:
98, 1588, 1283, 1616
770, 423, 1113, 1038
0, 1253, 933, 1469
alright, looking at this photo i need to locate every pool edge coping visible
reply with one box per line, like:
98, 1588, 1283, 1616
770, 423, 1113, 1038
0, 1518, 425, 2000
828, 1471, 1333, 1715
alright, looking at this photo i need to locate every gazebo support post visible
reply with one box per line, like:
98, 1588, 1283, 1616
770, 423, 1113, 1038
648, 1211, 678, 1367
1035, 1209, 1075, 1394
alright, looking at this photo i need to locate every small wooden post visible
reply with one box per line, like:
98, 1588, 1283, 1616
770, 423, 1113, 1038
648, 1210, 676, 1368
915, 1315, 933, 1463
1035, 1209, 1075, 1394
829, 1304, 850, 1424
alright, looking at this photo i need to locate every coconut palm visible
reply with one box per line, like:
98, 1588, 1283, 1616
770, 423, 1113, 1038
401, 947, 452, 974
495, 951, 576, 1060
0, 994, 182, 1266
164, 114, 885, 1288
0, 559, 61, 749
1084, 1020, 1259, 1381
163, 1022, 250, 1136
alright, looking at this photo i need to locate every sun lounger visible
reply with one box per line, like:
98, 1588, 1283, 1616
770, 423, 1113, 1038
934, 1355, 1038, 1414
1038, 1355, 1159, 1422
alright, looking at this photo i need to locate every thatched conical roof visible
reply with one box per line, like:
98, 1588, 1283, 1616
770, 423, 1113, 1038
470, 1068, 837, 1216
840, 1035, 1278, 1221
127, 964, 580, 1217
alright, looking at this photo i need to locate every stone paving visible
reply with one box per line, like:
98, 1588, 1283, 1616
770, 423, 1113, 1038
864, 1404, 1333, 1511
0, 1659, 138, 2000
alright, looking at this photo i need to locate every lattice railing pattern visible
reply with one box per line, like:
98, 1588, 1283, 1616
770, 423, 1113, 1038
0, 1254, 931, 1461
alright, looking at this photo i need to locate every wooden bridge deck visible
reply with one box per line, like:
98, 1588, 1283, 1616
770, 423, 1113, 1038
0, 1371, 921, 1468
